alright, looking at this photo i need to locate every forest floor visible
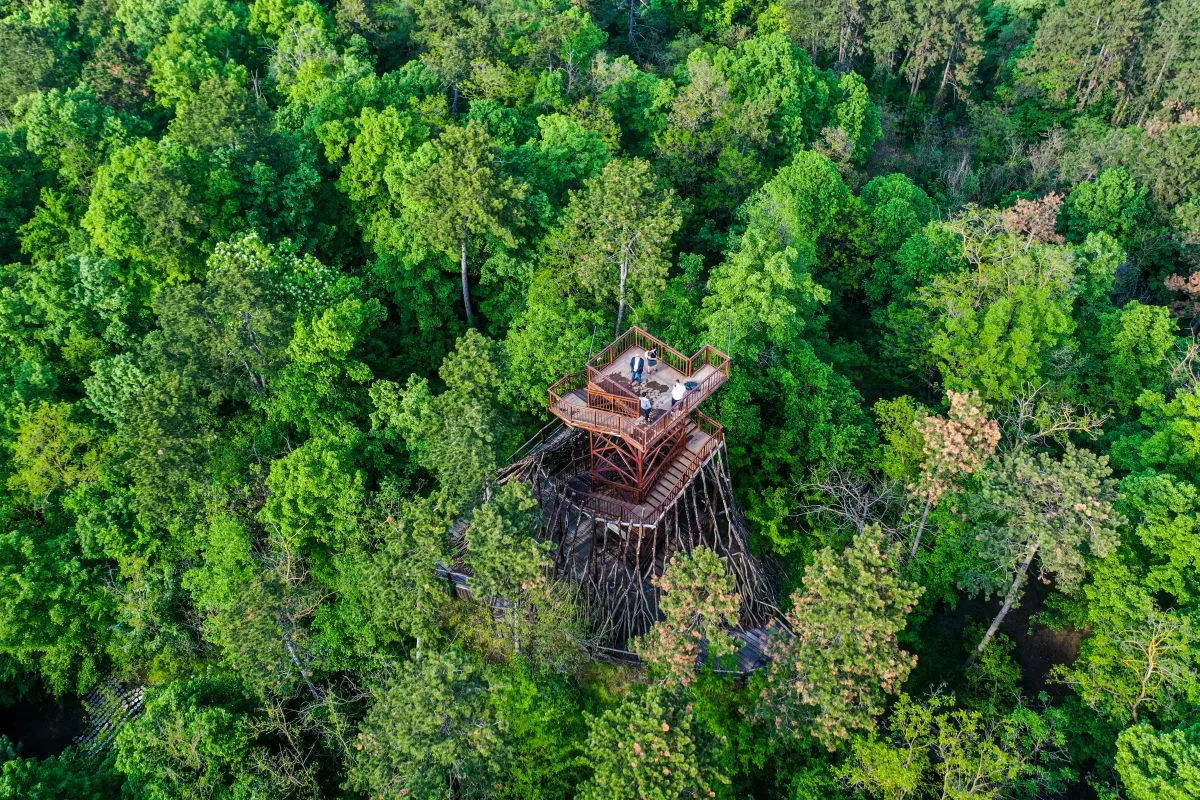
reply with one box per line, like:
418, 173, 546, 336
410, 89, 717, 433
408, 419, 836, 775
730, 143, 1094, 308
916, 578, 1084, 699
0, 694, 84, 758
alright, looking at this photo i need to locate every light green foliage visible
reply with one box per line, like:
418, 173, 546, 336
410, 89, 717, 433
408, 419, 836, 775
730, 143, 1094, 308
6, 402, 97, 503
758, 527, 923, 749
502, 272, 605, 411
523, 112, 612, 207
465, 482, 589, 669
83, 138, 216, 285
115, 0, 187, 49
859, 174, 936, 267
1061, 607, 1200, 726
1063, 168, 1150, 244
16, 86, 128, 192
0, 515, 114, 694
356, 493, 454, 649
1019, 0, 1148, 110
1119, 472, 1200, 604
0, 252, 139, 378
874, 395, 928, 481
1097, 302, 1177, 413
578, 685, 728, 800
654, 33, 845, 212
632, 547, 742, 686
260, 435, 366, 551
1116, 723, 1200, 800
270, 295, 385, 433
390, 118, 529, 324
488, 662, 587, 799
915, 212, 1126, 404
350, 648, 506, 799
0, 745, 122, 798
702, 151, 871, 548
968, 445, 1121, 598
467, 481, 546, 601
183, 515, 296, 691
151, 233, 327, 400
1116, 389, 1200, 477
372, 329, 503, 504
840, 693, 1071, 799
1133, 0, 1200, 112
115, 676, 268, 799
542, 157, 681, 331
250, 0, 338, 91
146, 0, 250, 109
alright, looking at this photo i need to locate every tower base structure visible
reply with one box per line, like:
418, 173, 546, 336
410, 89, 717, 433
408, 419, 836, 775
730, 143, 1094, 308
501, 425, 773, 645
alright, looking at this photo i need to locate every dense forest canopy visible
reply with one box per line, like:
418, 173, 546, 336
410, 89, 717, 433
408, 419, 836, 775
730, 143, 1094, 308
1, 0, 1199, 797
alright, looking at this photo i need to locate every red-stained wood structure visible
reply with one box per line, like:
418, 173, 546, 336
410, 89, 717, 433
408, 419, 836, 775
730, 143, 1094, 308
501, 327, 772, 643
548, 326, 731, 511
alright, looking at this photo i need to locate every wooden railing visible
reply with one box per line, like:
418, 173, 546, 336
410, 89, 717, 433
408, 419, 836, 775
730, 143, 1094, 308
588, 326, 729, 383
549, 327, 733, 451
694, 409, 724, 439
646, 413, 723, 512
640, 427, 693, 499
555, 411, 725, 525
548, 370, 587, 405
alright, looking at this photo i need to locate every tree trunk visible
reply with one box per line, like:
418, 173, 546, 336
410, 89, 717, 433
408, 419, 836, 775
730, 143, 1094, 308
277, 611, 324, 703
460, 231, 474, 328
615, 254, 629, 336
936, 35, 959, 104
969, 541, 1039, 665
628, 0, 635, 47
1138, 42, 1178, 125
908, 494, 934, 562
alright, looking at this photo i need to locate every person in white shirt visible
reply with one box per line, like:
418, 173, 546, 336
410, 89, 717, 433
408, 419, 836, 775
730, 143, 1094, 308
670, 380, 685, 408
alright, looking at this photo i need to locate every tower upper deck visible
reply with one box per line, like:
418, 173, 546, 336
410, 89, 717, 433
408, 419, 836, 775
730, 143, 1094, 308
547, 327, 731, 452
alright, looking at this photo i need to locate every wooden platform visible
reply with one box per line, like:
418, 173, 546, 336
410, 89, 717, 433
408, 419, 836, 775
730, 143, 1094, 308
548, 327, 731, 451
595, 347, 719, 416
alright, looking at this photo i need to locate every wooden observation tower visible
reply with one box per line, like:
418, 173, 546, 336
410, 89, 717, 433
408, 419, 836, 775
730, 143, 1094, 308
501, 327, 771, 644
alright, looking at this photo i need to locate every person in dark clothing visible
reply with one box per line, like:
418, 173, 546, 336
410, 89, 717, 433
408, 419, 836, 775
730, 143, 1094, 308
630, 351, 646, 384
647, 346, 659, 376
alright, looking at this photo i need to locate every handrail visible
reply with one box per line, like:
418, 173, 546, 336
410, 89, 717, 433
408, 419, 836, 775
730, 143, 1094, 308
648, 422, 722, 510
548, 328, 733, 452
548, 370, 588, 401
641, 427, 693, 498
632, 366, 724, 447
589, 326, 692, 376
588, 367, 638, 401
694, 409, 724, 438
587, 388, 639, 417
549, 371, 728, 452
556, 411, 724, 525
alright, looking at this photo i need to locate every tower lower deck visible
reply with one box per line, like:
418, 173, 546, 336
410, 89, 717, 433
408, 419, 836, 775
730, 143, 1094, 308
501, 425, 773, 644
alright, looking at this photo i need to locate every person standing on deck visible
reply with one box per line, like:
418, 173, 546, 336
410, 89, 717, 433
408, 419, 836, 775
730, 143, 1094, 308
630, 351, 646, 384
640, 393, 653, 422
671, 380, 685, 409
647, 346, 659, 376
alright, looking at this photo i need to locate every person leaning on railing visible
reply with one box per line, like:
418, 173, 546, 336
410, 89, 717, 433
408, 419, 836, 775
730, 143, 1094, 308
671, 380, 685, 408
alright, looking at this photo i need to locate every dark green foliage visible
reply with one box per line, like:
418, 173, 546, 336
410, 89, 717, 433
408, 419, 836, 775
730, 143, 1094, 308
1, 0, 1198, 796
